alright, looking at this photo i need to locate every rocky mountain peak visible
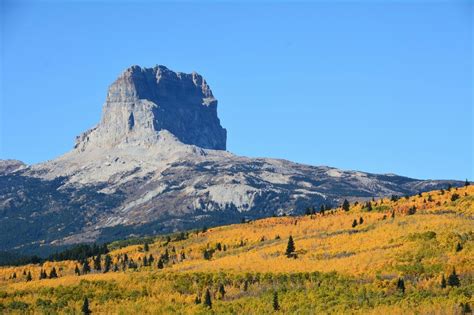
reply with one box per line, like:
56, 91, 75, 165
75, 65, 226, 151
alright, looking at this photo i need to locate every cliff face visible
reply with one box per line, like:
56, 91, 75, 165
75, 65, 226, 151
0, 65, 462, 255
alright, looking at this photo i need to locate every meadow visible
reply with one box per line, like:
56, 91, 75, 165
0, 185, 473, 314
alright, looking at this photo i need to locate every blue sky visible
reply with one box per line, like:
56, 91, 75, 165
1, 0, 472, 180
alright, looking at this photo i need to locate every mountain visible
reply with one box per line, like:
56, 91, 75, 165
0, 65, 461, 255
1, 186, 472, 313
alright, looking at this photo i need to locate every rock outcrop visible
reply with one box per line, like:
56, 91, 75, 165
74, 65, 226, 151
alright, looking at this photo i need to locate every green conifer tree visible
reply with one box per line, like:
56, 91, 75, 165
447, 268, 461, 287
104, 255, 112, 272
82, 260, 91, 274
342, 199, 350, 211
93, 254, 101, 271
397, 278, 405, 294
273, 291, 280, 311
40, 269, 48, 280
366, 201, 373, 211
157, 259, 164, 269
285, 236, 296, 258
49, 267, 58, 279
75, 265, 81, 276
82, 297, 92, 314
194, 295, 201, 304
218, 283, 226, 299
204, 288, 212, 309
461, 302, 472, 314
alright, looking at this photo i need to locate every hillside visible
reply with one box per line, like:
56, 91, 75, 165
0, 185, 473, 314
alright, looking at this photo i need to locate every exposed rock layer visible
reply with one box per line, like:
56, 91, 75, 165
75, 65, 226, 151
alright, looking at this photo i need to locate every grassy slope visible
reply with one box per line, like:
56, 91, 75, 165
0, 186, 473, 314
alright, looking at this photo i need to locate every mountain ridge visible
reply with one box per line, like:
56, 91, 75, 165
0, 65, 463, 255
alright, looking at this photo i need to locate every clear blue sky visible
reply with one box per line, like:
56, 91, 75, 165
1, 0, 472, 180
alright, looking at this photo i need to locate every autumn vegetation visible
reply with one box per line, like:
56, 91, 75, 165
0, 184, 473, 314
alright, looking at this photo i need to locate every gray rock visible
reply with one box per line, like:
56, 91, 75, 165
75, 65, 226, 151
0, 159, 26, 174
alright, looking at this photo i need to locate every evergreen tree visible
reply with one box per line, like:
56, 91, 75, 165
123, 253, 128, 262
456, 242, 463, 252
352, 219, 358, 228
203, 249, 212, 260
149, 254, 155, 264
104, 255, 112, 272
273, 291, 280, 311
93, 254, 101, 271
82, 260, 91, 274
359, 217, 364, 224
391, 211, 395, 219
49, 267, 58, 279
26, 271, 32, 282
447, 268, 461, 287
342, 199, 350, 211
218, 283, 226, 299
143, 256, 148, 267
180, 252, 186, 260
162, 249, 169, 262
128, 259, 137, 269
407, 206, 416, 215
216, 243, 222, 251
157, 259, 164, 269
204, 288, 212, 309
113, 264, 119, 272
440, 274, 447, 288
12, 272, 16, 279
39, 269, 47, 280
74, 265, 81, 276
144, 242, 149, 252
243, 280, 249, 291
396, 278, 405, 294
194, 295, 201, 304
461, 302, 472, 314
285, 236, 296, 258
366, 201, 373, 211
82, 297, 92, 314
465, 179, 470, 187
